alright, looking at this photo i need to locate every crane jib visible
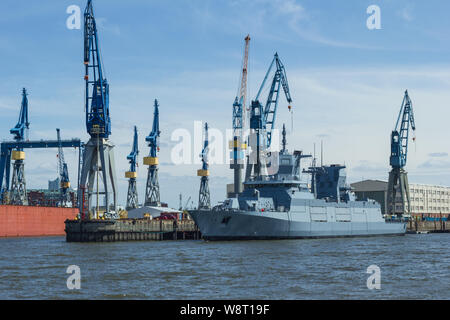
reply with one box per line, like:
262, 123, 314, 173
84, 0, 111, 139
390, 90, 416, 168
254, 53, 292, 149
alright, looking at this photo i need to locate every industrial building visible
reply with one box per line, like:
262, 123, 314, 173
351, 180, 450, 217
27, 178, 77, 207
28, 189, 76, 207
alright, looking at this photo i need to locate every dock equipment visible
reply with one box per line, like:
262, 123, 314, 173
144, 100, 161, 207
230, 35, 250, 197
126, 126, 139, 210
7, 88, 30, 205
245, 53, 292, 181
387, 90, 416, 217
198, 123, 210, 209
56, 129, 71, 207
78, 0, 118, 219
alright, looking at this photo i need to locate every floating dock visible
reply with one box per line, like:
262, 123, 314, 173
65, 218, 201, 242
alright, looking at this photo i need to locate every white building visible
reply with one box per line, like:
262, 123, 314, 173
351, 180, 450, 216
409, 183, 450, 215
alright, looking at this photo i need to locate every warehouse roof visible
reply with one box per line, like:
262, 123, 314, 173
350, 180, 388, 192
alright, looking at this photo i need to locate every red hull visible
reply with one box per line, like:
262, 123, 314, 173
0, 205, 78, 237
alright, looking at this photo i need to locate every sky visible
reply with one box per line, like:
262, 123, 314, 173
1, 0, 450, 209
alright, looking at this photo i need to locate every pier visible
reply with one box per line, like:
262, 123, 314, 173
65, 219, 201, 242
407, 218, 449, 234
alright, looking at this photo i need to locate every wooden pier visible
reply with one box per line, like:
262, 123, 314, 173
65, 218, 201, 242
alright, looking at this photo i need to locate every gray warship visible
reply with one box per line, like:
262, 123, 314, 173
189, 53, 406, 240
188, 126, 406, 240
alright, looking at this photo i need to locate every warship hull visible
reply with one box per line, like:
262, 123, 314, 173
189, 209, 406, 240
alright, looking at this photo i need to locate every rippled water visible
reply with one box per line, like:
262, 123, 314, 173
0, 234, 449, 299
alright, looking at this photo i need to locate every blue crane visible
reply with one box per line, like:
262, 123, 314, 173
246, 53, 292, 181
127, 126, 139, 174
387, 90, 416, 217
254, 53, 292, 149
6, 88, 30, 205
390, 90, 416, 169
146, 100, 160, 159
198, 123, 210, 209
79, 0, 118, 218
126, 126, 139, 209
56, 128, 71, 207
10, 88, 30, 142
84, 0, 110, 138
144, 100, 161, 207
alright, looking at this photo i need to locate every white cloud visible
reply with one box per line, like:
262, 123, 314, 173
96, 17, 122, 36
399, 5, 414, 22
428, 152, 448, 158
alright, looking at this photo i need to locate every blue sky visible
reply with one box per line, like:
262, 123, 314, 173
1, 0, 450, 208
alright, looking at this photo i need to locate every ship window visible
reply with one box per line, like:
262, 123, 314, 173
281, 159, 291, 165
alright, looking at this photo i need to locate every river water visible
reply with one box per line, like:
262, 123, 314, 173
0, 234, 448, 299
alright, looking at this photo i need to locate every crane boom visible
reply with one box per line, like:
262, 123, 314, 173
10, 88, 29, 142
127, 126, 139, 172
84, 0, 110, 138
390, 90, 416, 169
200, 123, 209, 171
126, 126, 139, 210
255, 53, 292, 149
56, 128, 71, 206
232, 35, 251, 135
198, 123, 210, 209
146, 100, 160, 157
230, 35, 250, 197
56, 129, 65, 178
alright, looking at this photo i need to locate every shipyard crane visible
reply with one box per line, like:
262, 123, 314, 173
144, 100, 161, 207
8, 88, 30, 205
387, 90, 416, 217
230, 35, 250, 197
79, 0, 118, 219
125, 126, 139, 210
245, 53, 292, 180
255, 53, 292, 149
0, 91, 82, 206
198, 123, 210, 210
56, 129, 71, 207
